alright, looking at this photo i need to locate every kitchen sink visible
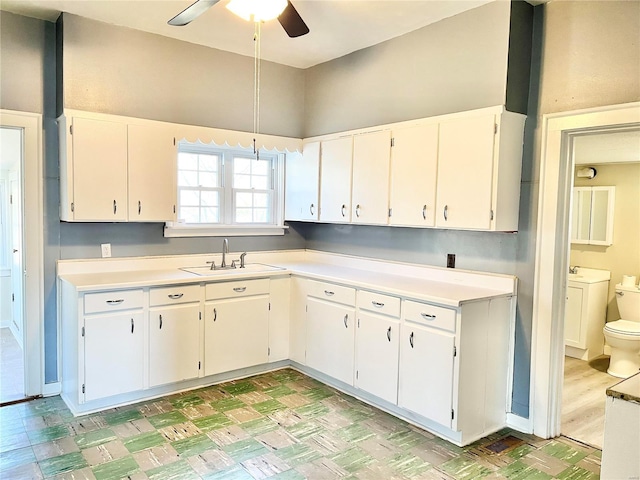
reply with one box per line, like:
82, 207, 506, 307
181, 263, 285, 276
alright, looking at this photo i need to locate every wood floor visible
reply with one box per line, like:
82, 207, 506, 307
562, 355, 619, 449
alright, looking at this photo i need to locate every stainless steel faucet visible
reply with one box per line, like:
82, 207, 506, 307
221, 238, 229, 268
569, 265, 580, 274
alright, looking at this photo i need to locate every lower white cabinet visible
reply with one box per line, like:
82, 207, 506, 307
204, 279, 270, 376
84, 312, 144, 402
306, 281, 356, 385
564, 277, 609, 360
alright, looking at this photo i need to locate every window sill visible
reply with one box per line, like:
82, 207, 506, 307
163, 223, 289, 238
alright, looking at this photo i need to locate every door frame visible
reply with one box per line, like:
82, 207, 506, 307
0, 110, 44, 397
530, 101, 640, 439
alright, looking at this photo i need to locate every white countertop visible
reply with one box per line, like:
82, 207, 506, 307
59, 257, 514, 308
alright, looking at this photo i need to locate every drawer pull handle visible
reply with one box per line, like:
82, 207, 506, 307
409, 331, 414, 348
213, 308, 217, 322
106, 299, 124, 305
131, 318, 134, 334
344, 314, 348, 328
421, 313, 436, 320
324, 290, 335, 296
233, 287, 247, 293
159, 314, 163, 329
168, 293, 184, 299
387, 326, 391, 342
372, 301, 384, 308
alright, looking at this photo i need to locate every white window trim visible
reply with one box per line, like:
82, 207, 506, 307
165, 146, 287, 238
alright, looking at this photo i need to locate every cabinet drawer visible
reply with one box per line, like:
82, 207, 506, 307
307, 280, 356, 306
403, 300, 456, 333
206, 278, 270, 300
358, 290, 400, 318
150, 284, 200, 306
84, 289, 144, 314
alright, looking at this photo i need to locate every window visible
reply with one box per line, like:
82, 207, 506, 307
168, 142, 285, 236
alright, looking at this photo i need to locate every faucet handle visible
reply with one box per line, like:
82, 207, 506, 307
206, 260, 216, 270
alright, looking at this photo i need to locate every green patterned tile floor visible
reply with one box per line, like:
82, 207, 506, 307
0, 369, 601, 479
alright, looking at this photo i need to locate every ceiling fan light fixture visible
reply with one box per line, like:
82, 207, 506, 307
226, 0, 288, 22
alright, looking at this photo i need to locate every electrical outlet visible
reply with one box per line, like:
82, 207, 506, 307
101, 243, 112, 258
447, 253, 455, 269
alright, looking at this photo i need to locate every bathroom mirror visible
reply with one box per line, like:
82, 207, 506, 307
571, 186, 615, 245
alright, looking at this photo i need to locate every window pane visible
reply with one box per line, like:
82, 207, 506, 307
254, 193, 269, 207
236, 192, 253, 207
236, 208, 253, 223
179, 207, 200, 223
199, 155, 219, 172
234, 157, 252, 175
178, 171, 198, 187
254, 160, 268, 175
201, 191, 219, 207
199, 172, 218, 188
201, 207, 219, 223
178, 153, 198, 171
254, 208, 268, 223
234, 174, 251, 189
251, 176, 268, 190
180, 189, 200, 206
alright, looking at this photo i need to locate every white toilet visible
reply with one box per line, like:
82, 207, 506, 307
603, 283, 640, 378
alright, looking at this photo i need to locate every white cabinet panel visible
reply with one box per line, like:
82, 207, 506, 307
285, 142, 320, 221
149, 304, 200, 387
306, 297, 355, 385
564, 286, 583, 348
84, 312, 144, 402
352, 131, 391, 225
389, 124, 439, 227
319, 136, 353, 223
128, 123, 177, 222
269, 277, 291, 362
356, 312, 400, 404
70, 117, 128, 221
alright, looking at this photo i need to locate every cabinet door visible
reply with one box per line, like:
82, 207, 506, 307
565, 286, 584, 348
149, 305, 200, 387
72, 117, 128, 221
389, 124, 438, 227
84, 312, 144, 402
352, 131, 391, 225
398, 323, 455, 428
306, 297, 355, 385
319, 137, 353, 223
204, 295, 269, 376
128, 123, 177, 222
285, 142, 320, 221
435, 114, 496, 230
356, 312, 399, 404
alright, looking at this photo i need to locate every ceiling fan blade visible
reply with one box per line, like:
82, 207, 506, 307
168, 0, 220, 26
278, 1, 309, 38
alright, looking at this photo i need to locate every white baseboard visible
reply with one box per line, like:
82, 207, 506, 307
507, 412, 533, 434
42, 381, 61, 397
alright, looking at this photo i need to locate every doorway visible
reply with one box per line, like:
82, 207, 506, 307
0, 127, 25, 403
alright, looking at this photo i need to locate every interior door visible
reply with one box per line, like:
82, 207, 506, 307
10, 175, 23, 347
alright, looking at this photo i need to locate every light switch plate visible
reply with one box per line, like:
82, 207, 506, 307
101, 243, 112, 258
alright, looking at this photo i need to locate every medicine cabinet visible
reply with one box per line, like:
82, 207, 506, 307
571, 186, 615, 246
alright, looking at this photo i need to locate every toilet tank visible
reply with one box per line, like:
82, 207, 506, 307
616, 283, 640, 322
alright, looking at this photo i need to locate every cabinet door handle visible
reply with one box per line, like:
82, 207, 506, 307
138, 200, 142, 215
355, 204, 361, 218
213, 308, 217, 321
131, 318, 134, 334
421, 313, 436, 320
372, 301, 384, 308
344, 314, 348, 328
341, 204, 346, 217
422, 205, 427, 220
443, 205, 448, 221
310, 203, 315, 216
168, 293, 184, 299
387, 326, 392, 342
114, 200, 117, 215
324, 290, 335, 297
106, 299, 124, 305
159, 314, 163, 329
233, 287, 247, 293
409, 331, 414, 348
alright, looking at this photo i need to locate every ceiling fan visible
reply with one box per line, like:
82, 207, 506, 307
168, 0, 310, 38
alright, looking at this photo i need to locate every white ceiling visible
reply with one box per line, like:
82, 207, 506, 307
0, 0, 499, 68
574, 129, 640, 165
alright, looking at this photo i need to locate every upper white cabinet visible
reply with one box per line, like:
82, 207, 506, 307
285, 142, 320, 221
319, 136, 353, 223
571, 186, 615, 246
351, 130, 392, 225
128, 123, 177, 222
61, 116, 128, 221
389, 123, 439, 227
435, 110, 525, 231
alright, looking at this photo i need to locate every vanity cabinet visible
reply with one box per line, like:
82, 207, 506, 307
285, 142, 320, 221
389, 124, 439, 227
204, 279, 270, 376
149, 285, 201, 387
319, 137, 353, 223
82, 290, 145, 402
355, 290, 401, 404
306, 280, 356, 385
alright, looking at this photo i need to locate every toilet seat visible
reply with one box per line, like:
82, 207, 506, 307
604, 320, 640, 336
